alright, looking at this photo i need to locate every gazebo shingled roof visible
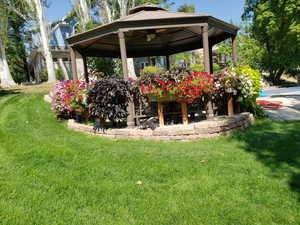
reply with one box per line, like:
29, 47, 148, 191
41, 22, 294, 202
66, 3, 239, 58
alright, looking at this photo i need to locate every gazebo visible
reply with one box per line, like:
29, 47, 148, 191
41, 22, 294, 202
66, 3, 239, 127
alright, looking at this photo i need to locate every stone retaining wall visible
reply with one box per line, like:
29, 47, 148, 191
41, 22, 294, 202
68, 112, 254, 141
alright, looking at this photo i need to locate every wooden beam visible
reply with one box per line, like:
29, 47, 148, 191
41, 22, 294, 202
232, 35, 238, 64
158, 102, 164, 127
166, 55, 170, 70
181, 102, 188, 125
119, 22, 207, 33
202, 25, 214, 119
201, 25, 211, 74
118, 31, 135, 127
118, 31, 129, 79
70, 48, 78, 81
82, 55, 89, 83
227, 95, 234, 116
209, 44, 213, 74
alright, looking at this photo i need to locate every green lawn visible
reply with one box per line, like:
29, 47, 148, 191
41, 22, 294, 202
0, 89, 300, 225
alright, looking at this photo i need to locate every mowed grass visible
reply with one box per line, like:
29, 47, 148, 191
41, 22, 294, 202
0, 90, 300, 225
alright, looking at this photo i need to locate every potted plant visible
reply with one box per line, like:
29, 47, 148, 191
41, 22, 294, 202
138, 70, 214, 104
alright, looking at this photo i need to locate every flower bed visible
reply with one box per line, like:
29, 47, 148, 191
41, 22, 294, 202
50, 65, 263, 127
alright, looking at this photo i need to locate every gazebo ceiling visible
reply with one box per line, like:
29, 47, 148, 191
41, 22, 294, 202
67, 3, 239, 58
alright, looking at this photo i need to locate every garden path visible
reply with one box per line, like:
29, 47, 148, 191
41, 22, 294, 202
258, 86, 300, 120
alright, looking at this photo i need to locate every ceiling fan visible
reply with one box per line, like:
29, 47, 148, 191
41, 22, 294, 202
146, 28, 168, 42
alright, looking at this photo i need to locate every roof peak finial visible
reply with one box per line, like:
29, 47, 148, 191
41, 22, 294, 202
129, 3, 167, 15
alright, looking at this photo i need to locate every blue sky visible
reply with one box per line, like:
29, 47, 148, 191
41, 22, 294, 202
46, 0, 244, 25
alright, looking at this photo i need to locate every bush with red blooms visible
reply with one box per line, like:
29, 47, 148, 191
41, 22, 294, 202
139, 71, 214, 103
176, 72, 214, 103
51, 80, 88, 116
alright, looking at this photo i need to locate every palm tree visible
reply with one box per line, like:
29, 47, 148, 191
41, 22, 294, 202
72, 0, 92, 32
26, 0, 56, 83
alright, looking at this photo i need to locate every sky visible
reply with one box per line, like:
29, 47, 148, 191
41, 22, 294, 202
45, 0, 245, 25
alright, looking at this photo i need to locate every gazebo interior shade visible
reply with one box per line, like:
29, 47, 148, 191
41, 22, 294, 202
67, 3, 239, 58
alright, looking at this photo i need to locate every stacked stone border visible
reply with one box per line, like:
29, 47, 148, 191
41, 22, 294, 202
68, 112, 254, 141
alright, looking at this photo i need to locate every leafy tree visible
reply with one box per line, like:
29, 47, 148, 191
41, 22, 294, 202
0, 0, 16, 87
0, 0, 33, 87
243, 0, 300, 84
6, 11, 30, 83
216, 23, 264, 69
177, 4, 196, 13
71, 0, 93, 32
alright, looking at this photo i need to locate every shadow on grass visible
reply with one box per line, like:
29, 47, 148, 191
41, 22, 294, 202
0, 89, 21, 97
277, 80, 298, 88
232, 120, 300, 200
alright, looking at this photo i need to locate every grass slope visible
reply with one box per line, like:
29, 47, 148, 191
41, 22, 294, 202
0, 92, 300, 225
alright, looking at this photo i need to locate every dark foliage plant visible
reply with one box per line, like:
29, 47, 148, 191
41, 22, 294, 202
87, 77, 132, 124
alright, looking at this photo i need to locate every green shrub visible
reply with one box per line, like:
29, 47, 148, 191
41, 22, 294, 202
190, 64, 204, 72
39, 69, 67, 82
213, 63, 221, 72
55, 68, 64, 80
88, 57, 115, 77
242, 102, 266, 119
39, 70, 48, 82
140, 66, 165, 77
234, 65, 262, 98
190, 63, 220, 73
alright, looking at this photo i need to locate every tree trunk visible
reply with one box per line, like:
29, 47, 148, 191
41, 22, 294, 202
274, 69, 285, 84
58, 58, 70, 80
117, 0, 128, 18
0, 40, 16, 87
269, 70, 276, 84
79, 0, 91, 24
99, 0, 112, 23
35, 0, 56, 83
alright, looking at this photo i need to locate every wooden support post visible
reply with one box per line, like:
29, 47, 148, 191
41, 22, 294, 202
235, 101, 241, 114
209, 45, 213, 74
202, 25, 214, 119
181, 102, 188, 125
82, 55, 89, 83
232, 35, 238, 64
118, 31, 135, 127
70, 47, 78, 81
227, 95, 234, 116
157, 102, 164, 127
202, 25, 211, 74
166, 55, 170, 70
118, 31, 129, 79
